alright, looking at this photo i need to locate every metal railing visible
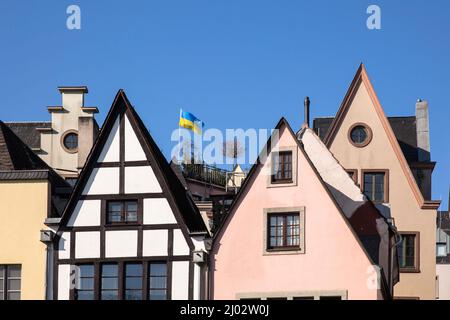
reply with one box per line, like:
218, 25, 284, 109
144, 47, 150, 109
182, 163, 228, 187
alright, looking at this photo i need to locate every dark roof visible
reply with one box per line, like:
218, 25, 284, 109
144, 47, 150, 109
0, 121, 51, 171
59, 90, 207, 234
127, 95, 207, 233
437, 211, 450, 232
313, 116, 418, 162
5, 122, 50, 149
170, 161, 189, 190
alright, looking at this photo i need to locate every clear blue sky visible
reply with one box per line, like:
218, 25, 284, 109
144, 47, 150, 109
0, 0, 448, 209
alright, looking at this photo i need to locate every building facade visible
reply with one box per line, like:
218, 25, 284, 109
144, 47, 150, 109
53, 90, 209, 300
0, 122, 70, 300
436, 193, 450, 300
211, 117, 398, 300
313, 65, 440, 299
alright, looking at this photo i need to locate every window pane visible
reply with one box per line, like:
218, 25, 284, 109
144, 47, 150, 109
149, 289, 166, 300
0, 266, 4, 279
77, 291, 94, 300
0, 291, 3, 300
149, 263, 167, 301
102, 264, 118, 277
150, 277, 166, 289
79, 265, 94, 277
125, 290, 142, 300
398, 235, 416, 268
126, 264, 142, 277
126, 202, 138, 212
7, 266, 21, 278
150, 263, 167, 277
437, 244, 447, 257
101, 290, 118, 300
126, 211, 138, 222
102, 277, 118, 290
125, 263, 143, 295
7, 279, 20, 291
80, 278, 94, 290
7, 292, 20, 300
109, 202, 122, 212
101, 264, 118, 299
126, 278, 142, 290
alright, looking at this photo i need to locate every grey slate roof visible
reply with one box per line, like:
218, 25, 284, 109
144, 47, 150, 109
5, 121, 51, 149
0, 121, 51, 171
313, 116, 418, 162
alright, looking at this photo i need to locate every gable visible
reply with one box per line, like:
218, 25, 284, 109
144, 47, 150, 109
97, 116, 120, 163
59, 90, 207, 234
212, 120, 378, 299
214, 120, 374, 264
324, 65, 439, 210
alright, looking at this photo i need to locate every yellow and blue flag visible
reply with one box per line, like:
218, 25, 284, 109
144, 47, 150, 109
179, 109, 204, 134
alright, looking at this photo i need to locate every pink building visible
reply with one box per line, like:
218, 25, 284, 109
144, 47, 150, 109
211, 117, 399, 300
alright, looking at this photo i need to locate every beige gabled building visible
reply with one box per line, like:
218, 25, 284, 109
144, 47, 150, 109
5, 86, 99, 183
313, 64, 441, 299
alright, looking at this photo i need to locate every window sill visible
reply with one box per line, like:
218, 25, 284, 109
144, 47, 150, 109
264, 247, 304, 256
105, 223, 140, 227
270, 180, 293, 185
399, 268, 421, 274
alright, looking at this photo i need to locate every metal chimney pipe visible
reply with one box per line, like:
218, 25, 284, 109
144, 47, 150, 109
303, 96, 310, 128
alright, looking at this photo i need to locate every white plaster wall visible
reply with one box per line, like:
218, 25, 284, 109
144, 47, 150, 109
143, 198, 176, 225
171, 261, 190, 300
58, 232, 71, 260
143, 230, 168, 256
75, 232, 100, 259
173, 229, 190, 256
124, 166, 162, 193
125, 115, 147, 161
105, 230, 138, 258
437, 265, 450, 300
82, 167, 119, 195
68, 200, 101, 227
98, 117, 120, 163
193, 264, 201, 300
192, 236, 206, 251
58, 264, 71, 300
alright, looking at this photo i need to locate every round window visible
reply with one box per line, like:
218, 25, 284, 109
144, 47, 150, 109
62, 132, 78, 152
348, 124, 372, 147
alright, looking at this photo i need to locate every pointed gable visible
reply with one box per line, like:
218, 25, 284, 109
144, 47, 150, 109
212, 118, 390, 299
59, 90, 207, 233
215, 118, 378, 264
323, 64, 439, 210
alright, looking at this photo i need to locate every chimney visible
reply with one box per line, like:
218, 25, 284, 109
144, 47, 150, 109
415, 99, 430, 162
303, 96, 310, 128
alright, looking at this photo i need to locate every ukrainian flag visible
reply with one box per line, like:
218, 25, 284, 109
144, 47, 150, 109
179, 109, 204, 134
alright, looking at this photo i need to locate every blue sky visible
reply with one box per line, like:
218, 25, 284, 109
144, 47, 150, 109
0, 0, 448, 209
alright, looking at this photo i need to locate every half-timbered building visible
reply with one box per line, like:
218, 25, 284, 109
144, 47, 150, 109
54, 90, 209, 300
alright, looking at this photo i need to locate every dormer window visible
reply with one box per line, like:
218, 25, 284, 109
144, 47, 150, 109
107, 200, 138, 224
